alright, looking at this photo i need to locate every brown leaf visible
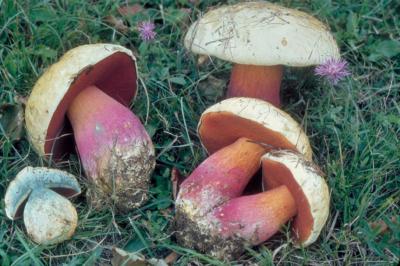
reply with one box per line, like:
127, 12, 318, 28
0, 103, 24, 143
171, 167, 185, 200
197, 75, 227, 101
369, 216, 397, 235
164, 252, 179, 265
105, 15, 129, 33
197, 55, 209, 66
111, 247, 168, 266
118, 4, 143, 16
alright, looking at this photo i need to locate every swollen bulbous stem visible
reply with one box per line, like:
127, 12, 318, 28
227, 64, 283, 107
175, 138, 298, 258
211, 185, 297, 245
177, 137, 266, 216
66, 85, 155, 211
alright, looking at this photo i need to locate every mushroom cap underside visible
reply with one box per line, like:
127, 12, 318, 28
25, 43, 138, 158
262, 150, 330, 246
4, 166, 81, 220
198, 97, 312, 160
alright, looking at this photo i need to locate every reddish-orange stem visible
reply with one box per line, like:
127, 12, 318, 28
67, 85, 151, 179
227, 64, 283, 107
212, 185, 297, 244
177, 138, 266, 215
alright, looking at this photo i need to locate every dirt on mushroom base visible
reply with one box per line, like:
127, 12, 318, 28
174, 208, 247, 260
86, 140, 155, 212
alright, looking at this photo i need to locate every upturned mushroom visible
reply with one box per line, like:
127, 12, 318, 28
184, 1, 340, 106
4, 167, 81, 244
25, 44, 155, 212
176, 150, 329, 258
175, 98, 321, 258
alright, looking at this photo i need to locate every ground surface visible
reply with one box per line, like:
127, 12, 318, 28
0, 0, 399, 265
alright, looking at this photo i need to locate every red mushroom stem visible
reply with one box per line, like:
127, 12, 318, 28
176, 138, 298, 256
67, 85, 153, 210
209, 185, 297, 244
177, 137, 266, 216
227, 64, 283, 107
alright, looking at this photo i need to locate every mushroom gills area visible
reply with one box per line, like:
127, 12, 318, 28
45, 52, 137, 158
210, 185, 297, 244
227, 64, 283, 107
262, 159, 313, 243
67, 85, 154, 210
177, 137, 266, 217
199, 111, 298, 154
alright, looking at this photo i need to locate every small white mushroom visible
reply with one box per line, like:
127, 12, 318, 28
24, 188, 78, 244
4, 166, 81, 244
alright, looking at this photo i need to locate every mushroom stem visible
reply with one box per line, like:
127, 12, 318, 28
67, 85, 154, 211
175, 139, 299, 258
210, 185, 297, 245
177, 137, 266, 217
227, 64, 283, 107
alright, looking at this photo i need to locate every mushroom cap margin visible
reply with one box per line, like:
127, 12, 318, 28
184, 1, 340, 66
262, 150, 330, 246
198, 97, 312, 160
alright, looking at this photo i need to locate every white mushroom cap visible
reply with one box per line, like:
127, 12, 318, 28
185, 1, 340, 66
198, 97, 312, 160
24, 188, 78, 244
262, 150, 330, 246
25, 43, 137, 157
4, 166, 81, 220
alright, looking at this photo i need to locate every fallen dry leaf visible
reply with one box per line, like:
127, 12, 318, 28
105, 15, 129, 33
171, 167, 185, 200
111, 247, 168, 266
0, 102, 24, 143
369, 216, 397, 235
164, 252, 179, 265
197, 55, 209, 66
197, 75, 227, 101
118, 4, 143, 16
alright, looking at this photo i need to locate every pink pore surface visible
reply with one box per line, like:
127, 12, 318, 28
44, 52, 137, 158
210, 186, 297, 244
67, 86, 150, 178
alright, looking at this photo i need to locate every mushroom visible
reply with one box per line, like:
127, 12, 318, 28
184, 1, 340, 106
25, 44, 155, 211
198, 97, 311, 159
175, 97, 317, 258
4, 167, 81, 244
176, 150, 329, 258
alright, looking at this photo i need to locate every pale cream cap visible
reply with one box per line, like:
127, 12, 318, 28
185, 2, 340, 66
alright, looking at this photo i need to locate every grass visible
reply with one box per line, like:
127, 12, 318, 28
0, 0, 399, 265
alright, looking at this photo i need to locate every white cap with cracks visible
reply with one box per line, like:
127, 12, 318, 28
185, 1, 340, 66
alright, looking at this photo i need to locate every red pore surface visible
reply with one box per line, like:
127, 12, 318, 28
199, 112, 298, 154
45, 52, 137, 158
211, 185, 297, 244
262, 159, 313, 243
67, 86, 150, 179
178, 138, 266, 216
227, 64, 283, 107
